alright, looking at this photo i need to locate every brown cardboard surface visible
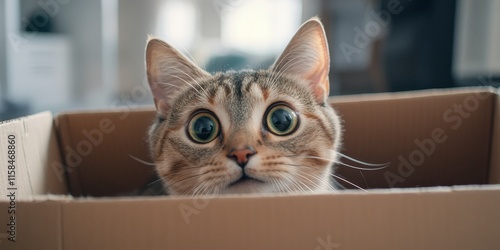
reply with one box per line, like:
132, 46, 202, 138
60, 188, 500, 250
331, 88, 495, 188
1, 187, 499, 250
55, 108, 156, 196
0, 199, 63, 250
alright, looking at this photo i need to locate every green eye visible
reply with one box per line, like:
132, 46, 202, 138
188, 112, 220, 143
265, 104, 299, 136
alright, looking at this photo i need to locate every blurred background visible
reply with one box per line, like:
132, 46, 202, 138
1, 0, 499, 120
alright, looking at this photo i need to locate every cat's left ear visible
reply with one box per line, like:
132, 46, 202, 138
271, 17, 330, 104
146, 38, 210, 114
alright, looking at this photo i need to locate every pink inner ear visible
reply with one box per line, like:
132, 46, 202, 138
155, 99, 170, 114
305, 63, 329, 103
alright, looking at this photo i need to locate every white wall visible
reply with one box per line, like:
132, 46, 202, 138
117, 0, 161, 97
454, 0, 500, 79
0, 0, 6, 99
56, 0, 107, 105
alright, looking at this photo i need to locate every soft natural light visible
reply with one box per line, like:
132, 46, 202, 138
221, 0, 302, 55
156, 0, 196, 49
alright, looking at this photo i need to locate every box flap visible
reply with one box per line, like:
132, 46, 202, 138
488, 88, 500, 184
1, 187, 498, 250
55, 108, 156, 196
60, 188, 500, 250
330, 87, 496, 188
0, 112, 66, 198
55, 88, 497, 196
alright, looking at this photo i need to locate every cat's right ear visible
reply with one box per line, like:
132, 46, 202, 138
146, 38, 210, 114
271, 17, 330, 105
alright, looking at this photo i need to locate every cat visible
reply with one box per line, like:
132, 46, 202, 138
145, 17, 342, 196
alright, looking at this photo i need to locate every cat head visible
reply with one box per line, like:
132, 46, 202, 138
146, 17, 342, 195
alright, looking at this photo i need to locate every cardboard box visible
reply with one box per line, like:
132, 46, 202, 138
1, 87, 499, 249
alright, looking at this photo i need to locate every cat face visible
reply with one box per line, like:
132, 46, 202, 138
146, 18, 342, 195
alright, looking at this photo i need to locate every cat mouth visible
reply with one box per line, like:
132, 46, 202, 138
229, 173, 264, 187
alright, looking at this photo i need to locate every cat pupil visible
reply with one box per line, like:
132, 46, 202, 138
194, 116, 214, 140
272, 109, 292, 132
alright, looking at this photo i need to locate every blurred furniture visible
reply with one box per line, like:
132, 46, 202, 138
381, 0, 457, 91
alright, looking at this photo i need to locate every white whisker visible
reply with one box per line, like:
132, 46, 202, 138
331, 174, 367, 192
161, 63, 210, 99
195, 182, 207, 197
337, 161, 388, 171
360, 171, 369, 189
300, 171, 336, 192
292, 172, 317, 192
178, 45, 207, 72
158, 81, 184, 91
284, 163, 336, 192
288, 154, 389, 171
266, 50, 293, 86
129, 155, 156, 166
147, 178, 163, 187
288, 172, 315, 193
269, 178, 283, 193
192, 181, 206, 197
268, 56, 305, 89
275, 176, 293, 194
168, 69, 209, 99
278, 178, 292, 193
156, 186, 167, 196
279, 172, 307, 193
163, 173, 204, 193
267, 45, 305, 88
337, 152, 391, 167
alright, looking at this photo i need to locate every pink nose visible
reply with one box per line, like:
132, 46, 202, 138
228, 147, 256, 168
